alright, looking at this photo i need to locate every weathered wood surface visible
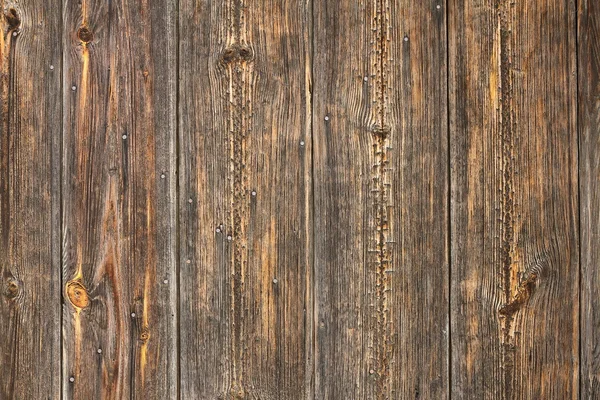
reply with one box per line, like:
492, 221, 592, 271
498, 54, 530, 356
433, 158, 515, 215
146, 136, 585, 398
313, 0, 448, 398
449, 0, 578, 398
0, 0, 594, 398
178, 0, 311, 398
62, 0, 177, 398
0, 1, 62, 398
580, 0, 600, 398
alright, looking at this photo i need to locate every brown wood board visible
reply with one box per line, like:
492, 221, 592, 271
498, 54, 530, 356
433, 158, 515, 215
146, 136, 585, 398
0, 0, 591, 398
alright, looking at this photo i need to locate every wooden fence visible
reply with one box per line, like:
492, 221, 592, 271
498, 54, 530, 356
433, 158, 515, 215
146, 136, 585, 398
0, 0, 596, 398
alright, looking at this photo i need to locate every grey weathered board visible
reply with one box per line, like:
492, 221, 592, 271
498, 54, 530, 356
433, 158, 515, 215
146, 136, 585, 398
178, 0, 311, 397
0, 0, 594, 398
312, 0, 448, 398
579, 0, 600, 398
0, 1, 62, 398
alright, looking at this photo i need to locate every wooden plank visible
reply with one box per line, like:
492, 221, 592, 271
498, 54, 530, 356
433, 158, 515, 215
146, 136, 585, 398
178, 0, 312, 397
313, 0, 449, 398
579, 0, 600, 397
449, 0, 578, 398
0, 1, 62, 398
62, 0, 178, 398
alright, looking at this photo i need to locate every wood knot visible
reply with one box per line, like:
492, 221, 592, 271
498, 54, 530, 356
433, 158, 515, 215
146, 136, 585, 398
499, 272, 538, 317
66, 280, 90, 309
220, 44, 254, 64
221, 47, 237, 63
139, 329, 150, 342
371, 125, 391, 140
5, 8, 20, 30
3, 278, 21, 299
77, 26, 93, 43
228, 387, 246, 399
238, 45, 254, 61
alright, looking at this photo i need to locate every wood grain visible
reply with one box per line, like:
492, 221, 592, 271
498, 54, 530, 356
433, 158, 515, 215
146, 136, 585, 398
178, 0, 312, 397
0, 1, 62, 398
313, 0, 449, 398
449, 0, 579, 398
0, 0, 594, 398
62, 0, 178, 398
579, 0, 600, 397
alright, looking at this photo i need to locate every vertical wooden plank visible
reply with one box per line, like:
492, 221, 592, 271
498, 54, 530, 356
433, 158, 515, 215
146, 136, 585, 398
579, 0, 600, 397
62, 0, 178, 397
0, 1, 62, 398
313, 0, 448, 398
178, 0, 312, 397
449, 0, 578, 398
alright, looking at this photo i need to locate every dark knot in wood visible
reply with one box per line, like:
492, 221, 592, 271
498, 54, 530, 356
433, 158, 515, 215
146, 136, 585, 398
3, 278, 20, 299
139, 329, 150, 342
220, 44, 254, 64
499, 272, 538, 317
5, 8, 20, 30
77, 26, 94, 43
371, 125, 391, 140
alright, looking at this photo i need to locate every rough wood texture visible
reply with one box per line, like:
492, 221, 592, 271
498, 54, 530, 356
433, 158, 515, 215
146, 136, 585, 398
0, 1, 62, 398
0, 0, 595, 398
449, 0, 578, 398
62, 0, 178, 398
579, 0, 600, 397
178, 0, 312, 397
313, 0, 449, 398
